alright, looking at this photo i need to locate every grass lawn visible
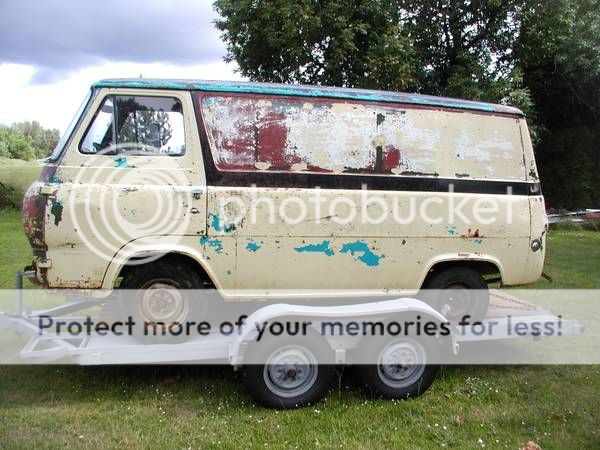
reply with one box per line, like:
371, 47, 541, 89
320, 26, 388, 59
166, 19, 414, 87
0, 211, 598, 449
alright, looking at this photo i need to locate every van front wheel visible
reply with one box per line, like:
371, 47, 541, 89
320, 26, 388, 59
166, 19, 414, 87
119, 258, 207, 341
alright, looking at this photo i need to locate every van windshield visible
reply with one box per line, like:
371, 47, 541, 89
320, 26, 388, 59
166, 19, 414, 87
48, 89, 96, 162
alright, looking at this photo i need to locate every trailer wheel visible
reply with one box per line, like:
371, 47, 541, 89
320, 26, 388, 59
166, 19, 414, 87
119, 258, 207, 342
356, 336, 438, 399
242, 334, 335, 409
423, 267, 489, 322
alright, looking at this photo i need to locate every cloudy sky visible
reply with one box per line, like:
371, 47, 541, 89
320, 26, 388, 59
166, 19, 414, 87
0, 0, 243, 132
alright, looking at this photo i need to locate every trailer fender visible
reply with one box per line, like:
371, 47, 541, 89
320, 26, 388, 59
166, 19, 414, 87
229, 298, 451, 367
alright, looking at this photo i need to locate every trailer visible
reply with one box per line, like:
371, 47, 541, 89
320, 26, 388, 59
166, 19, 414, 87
0, 272, 584, 409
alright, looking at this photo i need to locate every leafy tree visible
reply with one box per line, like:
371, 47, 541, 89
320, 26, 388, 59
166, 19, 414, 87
12, 121, 60, 159
515, 0, 600, 208
0, 122, 59, 161
214, 0, 415, 90
214, 0, 599, 208
398, 0, 523, 100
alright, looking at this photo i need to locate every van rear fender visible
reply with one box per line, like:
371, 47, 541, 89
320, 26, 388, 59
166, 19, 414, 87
420, 254, 504, 288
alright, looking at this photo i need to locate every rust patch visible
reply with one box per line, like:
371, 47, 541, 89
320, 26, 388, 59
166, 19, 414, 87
461, 228, 481, 238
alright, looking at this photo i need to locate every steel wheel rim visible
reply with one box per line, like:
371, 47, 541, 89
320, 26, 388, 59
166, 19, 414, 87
377, 339, 426, 388
263, 345, 319, 398
441, 284, 475, 321
138, 281, 189, 323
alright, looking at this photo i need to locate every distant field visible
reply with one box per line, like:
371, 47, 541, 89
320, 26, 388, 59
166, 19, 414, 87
0, 157, 42, 207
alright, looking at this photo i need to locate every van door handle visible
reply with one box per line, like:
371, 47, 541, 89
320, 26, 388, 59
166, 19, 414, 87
174, 186, 205, 199
190, 207, 200, 214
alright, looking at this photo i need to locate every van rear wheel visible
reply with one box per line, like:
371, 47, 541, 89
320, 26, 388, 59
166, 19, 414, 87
423, 267, 489, 322
119, 258, 207, 342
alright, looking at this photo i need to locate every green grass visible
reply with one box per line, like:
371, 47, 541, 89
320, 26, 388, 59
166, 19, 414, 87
526, 231, 600, 288
0, 211, 598, 449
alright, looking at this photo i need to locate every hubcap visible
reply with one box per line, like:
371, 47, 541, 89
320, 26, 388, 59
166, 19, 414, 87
263, 345, 318, 398
377, 339, 426, 388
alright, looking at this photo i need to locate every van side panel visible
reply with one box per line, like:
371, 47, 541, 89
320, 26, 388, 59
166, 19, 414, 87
197, 93, 536, 296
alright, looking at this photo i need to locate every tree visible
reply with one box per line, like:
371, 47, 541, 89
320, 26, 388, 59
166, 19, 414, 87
214, 0, 415, 91
0, 122, 59, 161
515, 0, 600, 208
398, 0, 523, 101
11, 121, 60, 159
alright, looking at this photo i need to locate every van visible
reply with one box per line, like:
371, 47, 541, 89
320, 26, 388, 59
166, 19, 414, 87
22, 79, 547, 325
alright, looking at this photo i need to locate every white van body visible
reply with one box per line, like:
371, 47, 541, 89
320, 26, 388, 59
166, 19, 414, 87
23, 79, 547, 319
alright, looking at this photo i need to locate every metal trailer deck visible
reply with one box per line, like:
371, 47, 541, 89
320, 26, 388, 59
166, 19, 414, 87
0, 272, 583, 366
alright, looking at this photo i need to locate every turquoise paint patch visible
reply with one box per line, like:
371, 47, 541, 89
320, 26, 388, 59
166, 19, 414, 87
209, 213, 236, 233
203, 97, 219, 107
474, 239, 483, 245
199, 236, 223, 254
113, 156, 131, 169
246, 240, 261, 252
339, 241, 385, 267
294, 240, 335, 256
49, 173, 62, 185
447, 226, 458, 236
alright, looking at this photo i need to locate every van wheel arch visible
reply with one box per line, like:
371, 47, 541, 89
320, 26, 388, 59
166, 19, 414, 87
421, 260, 502, 289
116, 252, 216, 289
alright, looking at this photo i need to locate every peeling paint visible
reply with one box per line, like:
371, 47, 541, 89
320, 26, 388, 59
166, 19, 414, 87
246, 239, 262, 252
49, 173, 62, 185
294, 240, 335, 256
113, 156, 132, 169
199, 235, 223, 254
446, 226, 458, 236
49, 198, 63, 226
339, 241, 385, 267
209, 213, 236, 233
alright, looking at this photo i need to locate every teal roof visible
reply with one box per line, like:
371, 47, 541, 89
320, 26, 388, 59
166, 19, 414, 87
92, 78, 523, 116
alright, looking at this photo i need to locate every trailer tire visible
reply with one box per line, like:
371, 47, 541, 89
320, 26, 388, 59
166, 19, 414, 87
423, 267, 489, 322
242, 333, 335, 409
356, 336, 438, 400
119, 258, 207, 343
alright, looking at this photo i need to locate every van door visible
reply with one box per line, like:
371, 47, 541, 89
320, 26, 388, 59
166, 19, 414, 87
45, 89, 207, 288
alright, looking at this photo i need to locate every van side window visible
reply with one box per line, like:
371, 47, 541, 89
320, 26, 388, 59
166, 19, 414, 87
80, 96, 185, 156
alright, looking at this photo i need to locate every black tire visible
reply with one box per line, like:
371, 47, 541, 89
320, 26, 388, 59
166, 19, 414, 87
356, 336, 439, 400
119, 257, 207, 343
242, 333, 335, 409
422, 267, 489, 322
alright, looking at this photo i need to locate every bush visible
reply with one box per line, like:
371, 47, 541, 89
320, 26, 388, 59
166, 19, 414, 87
0, 181, 21, 210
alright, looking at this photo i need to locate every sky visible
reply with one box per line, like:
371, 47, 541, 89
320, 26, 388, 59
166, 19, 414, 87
0, 0, 244, 132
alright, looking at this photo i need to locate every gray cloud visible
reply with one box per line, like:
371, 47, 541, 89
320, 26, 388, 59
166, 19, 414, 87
0, 0, 226, 83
